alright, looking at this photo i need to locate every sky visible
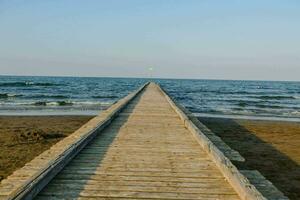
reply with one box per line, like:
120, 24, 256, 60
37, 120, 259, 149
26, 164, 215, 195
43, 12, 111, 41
0, 0, 300, 81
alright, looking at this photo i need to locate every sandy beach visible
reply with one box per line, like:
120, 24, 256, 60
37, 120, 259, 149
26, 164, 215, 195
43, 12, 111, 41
0, 115, 299, 199
200, 117, 300, 200
0, 116, 93, 181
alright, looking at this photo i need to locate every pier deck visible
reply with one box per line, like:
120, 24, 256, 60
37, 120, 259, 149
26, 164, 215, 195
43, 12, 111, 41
38, 83, 241, 200
0, 82, 276, 200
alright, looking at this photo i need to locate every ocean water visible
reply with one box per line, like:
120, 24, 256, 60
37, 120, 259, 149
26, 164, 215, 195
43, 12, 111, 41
0, 76, 299, 119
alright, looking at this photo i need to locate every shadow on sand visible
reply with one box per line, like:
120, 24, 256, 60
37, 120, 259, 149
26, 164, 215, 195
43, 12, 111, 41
199, 117, 300, 200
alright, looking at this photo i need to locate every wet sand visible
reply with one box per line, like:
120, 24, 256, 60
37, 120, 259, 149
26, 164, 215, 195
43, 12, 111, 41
0, 116, 93, 181
199, 117, 300, 200
0, 115, 299, 199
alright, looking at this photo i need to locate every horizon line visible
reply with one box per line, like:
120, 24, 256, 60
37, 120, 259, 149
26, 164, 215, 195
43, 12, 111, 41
0, 74, 299, 83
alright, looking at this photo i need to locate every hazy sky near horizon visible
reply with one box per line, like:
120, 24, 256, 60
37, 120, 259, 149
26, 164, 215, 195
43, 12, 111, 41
0, 0, 300, 81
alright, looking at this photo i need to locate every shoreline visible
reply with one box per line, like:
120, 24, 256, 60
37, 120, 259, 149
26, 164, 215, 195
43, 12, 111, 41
1, 112, 300, 122
0, 111, 100, 116
196, 113, 300, 122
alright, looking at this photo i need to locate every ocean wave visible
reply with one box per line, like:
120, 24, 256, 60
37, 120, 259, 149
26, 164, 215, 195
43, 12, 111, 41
28, 100, 111, 106
253, 104, 283, 109
252, 95, 296, 100
201, 108, 252, 116
27, 94, 69, 99
174, 96, 192, 101
0, 100, 112, 108
205, 107, 283, 116
0, 93, 22, 98
290, 111, 300, 116
73, 101, 112, 105
236, 101, 255, 107
236, 100, 284, 109
0, 81, 62, 87
183, 89, 265, 95
92, 95, 119, 99
182, 88, 299, 99
33, 101, 73, 106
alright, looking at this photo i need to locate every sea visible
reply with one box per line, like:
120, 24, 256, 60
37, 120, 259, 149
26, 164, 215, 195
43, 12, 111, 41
0, 76, 300, 121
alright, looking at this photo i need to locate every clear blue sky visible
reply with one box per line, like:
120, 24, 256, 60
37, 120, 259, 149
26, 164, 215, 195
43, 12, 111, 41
0, 0, 299, 81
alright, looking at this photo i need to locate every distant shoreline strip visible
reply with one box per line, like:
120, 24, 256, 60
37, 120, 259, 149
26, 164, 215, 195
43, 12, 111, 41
0, 111, 299, 122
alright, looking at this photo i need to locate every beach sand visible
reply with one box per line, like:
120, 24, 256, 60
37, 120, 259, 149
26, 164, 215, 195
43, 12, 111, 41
0, 116, 299, 199
199, 117, 300, 200
0, 116, 93, 181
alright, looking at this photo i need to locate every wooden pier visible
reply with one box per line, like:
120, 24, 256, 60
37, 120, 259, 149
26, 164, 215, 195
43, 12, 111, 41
0, 82, 288, 200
